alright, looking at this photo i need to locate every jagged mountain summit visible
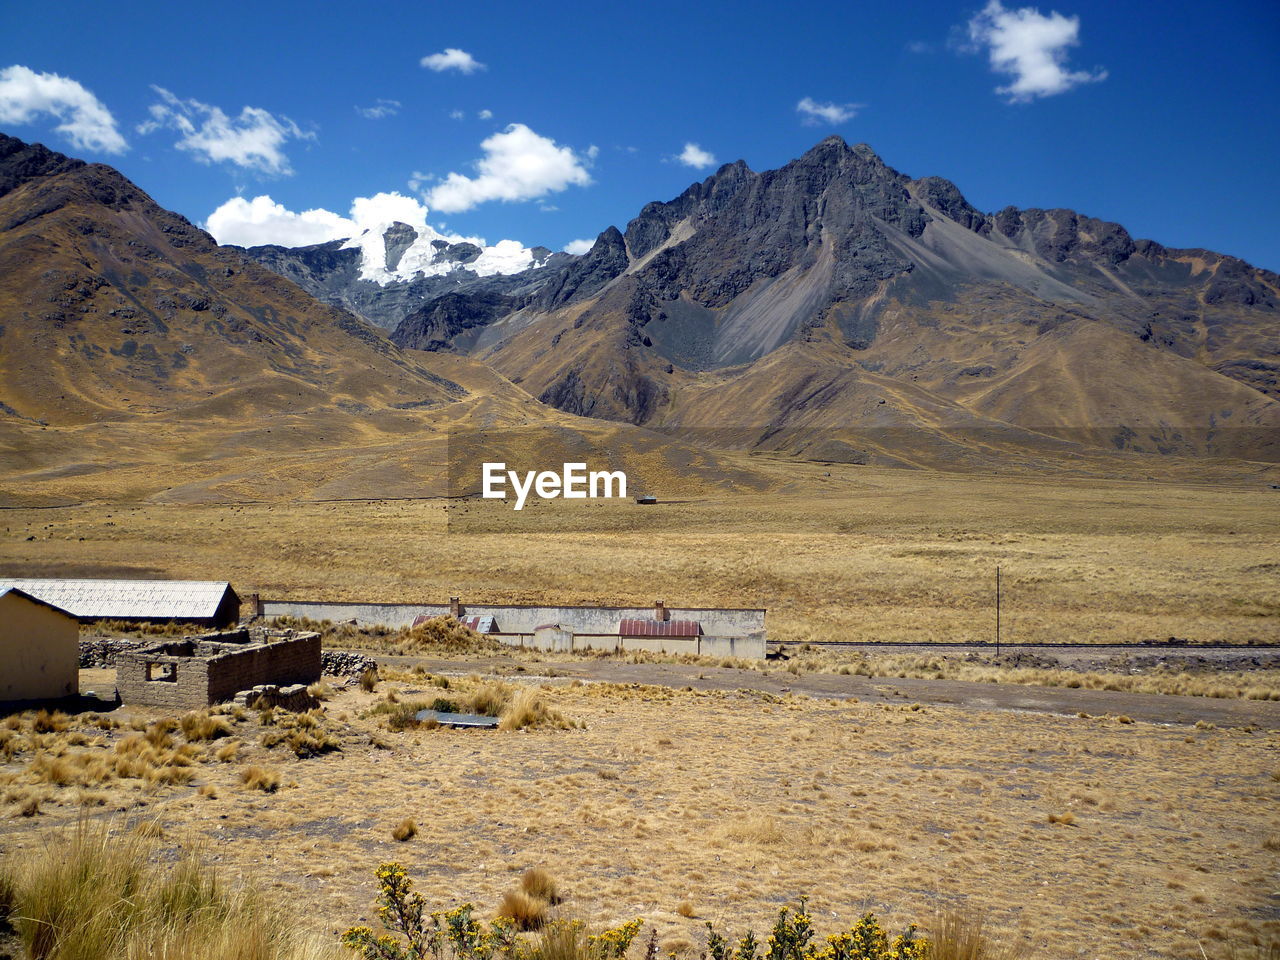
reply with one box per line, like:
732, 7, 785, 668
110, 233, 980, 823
367, 136, 1278, 464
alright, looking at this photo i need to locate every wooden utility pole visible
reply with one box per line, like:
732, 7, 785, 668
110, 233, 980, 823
996, 565, 1002, 657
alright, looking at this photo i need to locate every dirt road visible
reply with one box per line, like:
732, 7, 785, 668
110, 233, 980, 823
364, 651, 1280, 729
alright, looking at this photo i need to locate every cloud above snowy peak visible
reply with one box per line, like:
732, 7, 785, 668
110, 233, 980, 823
204, 195, 353, 247
204, 191, 538, 281
0, 65, 127, 153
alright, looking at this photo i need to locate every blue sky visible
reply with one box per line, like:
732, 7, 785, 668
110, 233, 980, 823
3, 0, 1279, 269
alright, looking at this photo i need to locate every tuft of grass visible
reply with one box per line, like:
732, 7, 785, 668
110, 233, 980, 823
240, 766, 280, 793
259, 710, 341, 758
392, 818, 417, 842
676, 901, 695, 918
715, 815, 788, 845
370, 699, 436, 732
359, 668, 378, 692
180, 711, 234, 742
0, 820, 344, 960
468, 681, 513, 718
32, 710, 70, 733
496, 889, 548, 931
520, 866, 561, 904
926, 910, 1027, 960
499, 687, 572, 731
1047, 812, 1076, 826
214, 740, 241, 763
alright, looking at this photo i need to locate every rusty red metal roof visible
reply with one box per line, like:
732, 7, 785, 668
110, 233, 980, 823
618, 618, 701, 637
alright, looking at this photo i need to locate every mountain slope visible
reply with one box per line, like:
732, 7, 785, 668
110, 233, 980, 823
434, 137, 1280, 462
0, 133, 772, 505
0, 133, 466, 427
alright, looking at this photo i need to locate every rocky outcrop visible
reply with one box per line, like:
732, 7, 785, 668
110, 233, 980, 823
537, 226, 629, 309
242, 226, 573, 333
391, 290, 517, 351
0, 133, 86, 200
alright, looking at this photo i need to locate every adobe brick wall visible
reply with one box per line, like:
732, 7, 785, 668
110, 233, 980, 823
116, 633, 321, 710
205, 634, 321, 704
116, 649, 213, 711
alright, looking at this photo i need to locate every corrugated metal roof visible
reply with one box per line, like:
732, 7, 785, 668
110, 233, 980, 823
459, 615, 496, 633
619, 618, 701, 637
0, 579, 236, 620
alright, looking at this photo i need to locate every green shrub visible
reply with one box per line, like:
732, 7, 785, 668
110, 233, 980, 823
705, 898, 927, 960
342, 863, 640, 960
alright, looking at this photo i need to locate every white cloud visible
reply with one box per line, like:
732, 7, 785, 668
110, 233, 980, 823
564, 238, 595, 255
478, 108, 493, 120
967, 0, 1106, 102
0, 65, 126, 153
449, 109, 465, 120
677, 142, 716, 169
356, 99, 400, 120
424, 123, 593, 213
420, 48, 485, 74
796, 97, 860, 126
204, 195, 353, 247
906, 41, 934, 54
138, 87, 312, 175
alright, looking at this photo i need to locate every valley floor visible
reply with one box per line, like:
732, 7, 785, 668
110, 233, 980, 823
2, 468, 1276, 646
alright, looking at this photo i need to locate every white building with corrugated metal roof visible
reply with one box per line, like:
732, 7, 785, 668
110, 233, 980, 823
0, 579, 241, 627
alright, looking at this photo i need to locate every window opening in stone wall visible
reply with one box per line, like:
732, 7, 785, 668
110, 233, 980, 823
146, 662, 177, 682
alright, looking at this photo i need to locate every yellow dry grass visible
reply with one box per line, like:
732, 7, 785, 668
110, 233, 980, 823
1, 676, 1276, 960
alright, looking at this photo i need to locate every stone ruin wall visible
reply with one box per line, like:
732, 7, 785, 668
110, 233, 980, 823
115, 630, 321, 710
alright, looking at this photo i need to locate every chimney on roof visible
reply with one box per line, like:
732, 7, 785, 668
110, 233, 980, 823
450, 596, 461, 618
654, 599, 667, 622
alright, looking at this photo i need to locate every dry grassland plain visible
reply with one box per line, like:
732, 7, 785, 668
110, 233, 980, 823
2, 468, 1278, 960
2, 467, 1277, 646
1, 673, 1277, 960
